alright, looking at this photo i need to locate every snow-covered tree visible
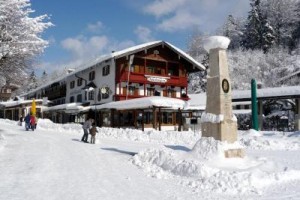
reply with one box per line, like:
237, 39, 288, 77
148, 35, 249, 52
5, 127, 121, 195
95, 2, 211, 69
290, 1, 300, 50
241, 0, 275, 52
186, 28, 209, 93
218, 15, 244, 50
227, 47, 300, 90
27, 71, 38, 91
262, 0, 299, 48
0, 0, 52, 87
38, 70, 49, 85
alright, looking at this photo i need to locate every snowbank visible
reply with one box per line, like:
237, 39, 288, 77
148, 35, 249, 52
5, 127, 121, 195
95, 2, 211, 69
132, 137, 300, 195
239, 129, 299, 150
0, 133, 6, 151
36, 119, 201, 145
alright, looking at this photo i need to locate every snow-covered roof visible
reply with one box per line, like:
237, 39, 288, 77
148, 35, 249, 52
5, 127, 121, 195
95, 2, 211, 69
0, 99, 47, 108
21, 41, 205, 97
232, 85, 300, 101
93, 96, 187, 110
187, 85, 300, 110
43, 103, 90, 113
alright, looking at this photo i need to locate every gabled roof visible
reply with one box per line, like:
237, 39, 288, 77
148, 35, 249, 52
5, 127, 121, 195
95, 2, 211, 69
20, 41, 205, 97
110, 41, 205, 70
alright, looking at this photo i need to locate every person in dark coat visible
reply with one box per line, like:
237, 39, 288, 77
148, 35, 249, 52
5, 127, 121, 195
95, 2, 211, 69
24, 114, 31, 131
18, 115, 23, 126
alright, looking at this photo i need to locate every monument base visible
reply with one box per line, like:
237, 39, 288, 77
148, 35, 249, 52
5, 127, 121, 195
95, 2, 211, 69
201, 120, 237, 143
224, 148, 245, 158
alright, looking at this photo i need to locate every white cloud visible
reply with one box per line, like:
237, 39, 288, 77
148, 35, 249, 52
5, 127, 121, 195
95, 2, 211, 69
143, 0, 186, 18
87, 21, 104, 33
134, 25, 154, 42
157, 10, 201, 32
61, 35, 108, 58
142, 0, 249, 32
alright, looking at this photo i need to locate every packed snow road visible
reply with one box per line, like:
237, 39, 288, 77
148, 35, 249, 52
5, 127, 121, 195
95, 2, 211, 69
1, 119, 300, 200
0, 121, 190, 200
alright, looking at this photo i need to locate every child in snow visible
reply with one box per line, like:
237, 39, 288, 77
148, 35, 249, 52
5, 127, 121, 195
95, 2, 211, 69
89, 124, 98, 144
30, 115, 36, 131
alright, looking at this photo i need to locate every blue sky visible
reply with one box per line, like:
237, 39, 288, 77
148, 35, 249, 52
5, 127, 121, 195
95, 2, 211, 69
30, 0, 249, 75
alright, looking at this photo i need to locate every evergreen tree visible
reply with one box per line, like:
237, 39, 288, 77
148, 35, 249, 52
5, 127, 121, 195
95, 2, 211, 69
262, 0, 299, 49
291, 2, 300, 51
27, 71, 38, 91
39, 70, 49, 85
241, 0, 275, 53
220, 15, 244, 50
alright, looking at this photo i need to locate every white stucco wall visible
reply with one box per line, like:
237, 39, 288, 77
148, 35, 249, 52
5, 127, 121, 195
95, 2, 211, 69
65, 59, 116, 105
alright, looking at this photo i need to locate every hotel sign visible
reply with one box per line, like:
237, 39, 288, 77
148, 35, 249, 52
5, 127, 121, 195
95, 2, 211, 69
145, 75, 170, 83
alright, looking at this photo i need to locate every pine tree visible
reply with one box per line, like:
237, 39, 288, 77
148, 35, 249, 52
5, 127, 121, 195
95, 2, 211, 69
291, 2, 300, 51
27, 71, 38, 91
261, 20, 275, 53
220, 15, 244, 50
241, 0, 275, 53
262, 0, 299, 49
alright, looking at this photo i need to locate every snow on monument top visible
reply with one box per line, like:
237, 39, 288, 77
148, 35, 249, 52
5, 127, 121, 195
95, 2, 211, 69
203, 36, 230, 52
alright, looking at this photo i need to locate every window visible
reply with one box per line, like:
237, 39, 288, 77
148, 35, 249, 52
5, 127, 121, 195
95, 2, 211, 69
146, 88, 155, 96
144, 112, 153, 124
146, 66, 155, 74
88, 91, 94, 100
128, 86, 135, 96
77, 94, 82, 102
89, 71, 95, 81
162, 112, 173, 124
77, 78, 83, 87
167, 89, 176, 98
70, 96, 74, 103
103, 65, 110, 76
168, 63, 179, 76
70, 81, 75, 89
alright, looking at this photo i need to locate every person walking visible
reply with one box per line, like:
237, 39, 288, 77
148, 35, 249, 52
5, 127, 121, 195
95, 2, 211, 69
81, 118, 93, 143
24, 114, 31, 131
30, 115, 36, 131
89, 124, 98, 144
18, 115, 23, 126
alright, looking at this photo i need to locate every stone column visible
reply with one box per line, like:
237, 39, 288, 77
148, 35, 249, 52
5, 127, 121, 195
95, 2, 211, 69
201, 36, 237, 144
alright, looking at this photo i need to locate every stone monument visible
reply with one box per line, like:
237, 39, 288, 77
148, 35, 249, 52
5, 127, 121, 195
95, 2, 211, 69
201, 36, 244, 158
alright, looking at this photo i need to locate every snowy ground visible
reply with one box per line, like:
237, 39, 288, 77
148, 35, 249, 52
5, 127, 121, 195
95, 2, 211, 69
0, 119, 300, 200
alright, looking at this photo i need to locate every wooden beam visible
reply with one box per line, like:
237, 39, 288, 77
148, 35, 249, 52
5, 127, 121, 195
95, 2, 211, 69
158, 107, 161, 131
178, 108, 182, 131
141, 109, 144, 131
152, 107, 156, 129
